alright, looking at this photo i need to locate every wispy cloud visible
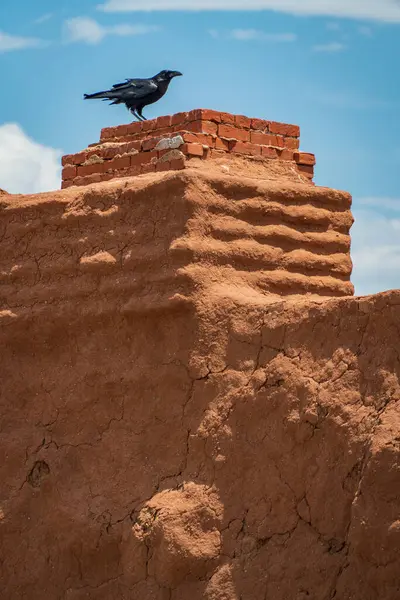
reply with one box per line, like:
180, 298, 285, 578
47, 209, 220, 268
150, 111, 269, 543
357, 197, 400, 212
208, 29, 219, 39
97, 0, 400, 24
326, 22, 341, 31
358, 25, 373, 37
230, 29, 296, 42
351, 204, 400, 295
311, 88, 394, 110
209, 29, 296, 42
312, 41, 346, 53
35, 13, 53, 25
0, 31, 47, 53
64, 17, 160, 45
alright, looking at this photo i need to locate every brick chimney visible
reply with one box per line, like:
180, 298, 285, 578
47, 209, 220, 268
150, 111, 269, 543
61, 109, 315, 189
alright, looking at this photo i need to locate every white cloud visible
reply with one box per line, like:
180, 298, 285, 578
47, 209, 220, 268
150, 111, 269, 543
309, 88, 393, 110
65, 17, 105, 44
64, 16, 160, 45
0, 31, 46, 52
0, 124, 62, 194
97, 0, 400, 24
326, 22, 341, 31
351, 202, 400, 295
35, 13, 53, 25
358, 197, 400, 211
313, 41, 346, 52
230, 29, 296, 42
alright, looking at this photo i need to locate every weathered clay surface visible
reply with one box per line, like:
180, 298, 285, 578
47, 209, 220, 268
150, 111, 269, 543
0, 171, 399, 599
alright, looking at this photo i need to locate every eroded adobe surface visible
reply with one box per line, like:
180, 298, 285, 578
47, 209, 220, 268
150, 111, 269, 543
1, 169, 399, 599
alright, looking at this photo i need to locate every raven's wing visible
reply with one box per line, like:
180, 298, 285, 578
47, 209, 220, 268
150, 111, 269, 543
111, 78, 158, 98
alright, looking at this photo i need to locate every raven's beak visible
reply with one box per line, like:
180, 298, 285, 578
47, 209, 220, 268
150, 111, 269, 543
172, 71, 183, 78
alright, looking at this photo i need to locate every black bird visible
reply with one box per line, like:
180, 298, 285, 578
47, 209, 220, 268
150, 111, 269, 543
83, 70, 183, 121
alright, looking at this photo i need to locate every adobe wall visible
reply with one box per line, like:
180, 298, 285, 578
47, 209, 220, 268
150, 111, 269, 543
1, 119, 399, 599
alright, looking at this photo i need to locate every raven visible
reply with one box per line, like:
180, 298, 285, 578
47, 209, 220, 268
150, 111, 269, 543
83, 70, 183, 121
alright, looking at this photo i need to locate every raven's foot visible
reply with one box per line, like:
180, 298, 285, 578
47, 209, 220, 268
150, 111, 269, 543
129, 108, 143, 122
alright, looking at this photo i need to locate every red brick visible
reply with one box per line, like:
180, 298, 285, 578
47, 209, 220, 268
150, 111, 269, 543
72, 176, 85, 187
284, 137, 300, 150
100, 147, 119, 160
156, 115, 171, 129
218, 124, 250, 142
261, 147, 278, 159
141, 163, 156, 174
269, 121, 300, 138
275, 135, 286, 148
188, 109, 222, 123
142, 119, 157, 133
252, 134, 286, 148
250, 132, 278, 146
102, 125, 126, 140
220, 112, 235, 125
82, 173, 102, 185
85, 147, 105, 160
122, 141, 141, 154
125, 122, 143, 135
156, 161, 171, 172
130, 151, 157, 166
277, 149, 294, 161
171, 111, 188, 126
215, 138, 230, 151
295, 152, 316, 166
115, 125, 129, 136
87, 146, 133, 161
170, 157, 185, 170
62, 154, 73, 167
77, 163, 103, 177
182, 132, 213, 146
297, 164, 314, 176
186, 120, 218, 135
157, 149, 170, 159
68, 152, 87, 165
107, 155, 131, 171
235, 115, 252, 129
182, 143, 204, 157
61, 180, 74, 189
100, 127, 117, 140
251, 118, 270, 132
142, 137, 162, 151
62, 165, 77, 180
230, 141, 261, 156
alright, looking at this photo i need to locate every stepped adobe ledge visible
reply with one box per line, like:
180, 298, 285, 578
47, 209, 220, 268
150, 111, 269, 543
57, 109, 354, 300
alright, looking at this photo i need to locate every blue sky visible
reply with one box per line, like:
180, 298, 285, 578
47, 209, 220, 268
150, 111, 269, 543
0, 0, 399, 295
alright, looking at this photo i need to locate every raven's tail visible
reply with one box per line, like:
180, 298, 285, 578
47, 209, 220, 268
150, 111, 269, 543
83, 90, 112, 100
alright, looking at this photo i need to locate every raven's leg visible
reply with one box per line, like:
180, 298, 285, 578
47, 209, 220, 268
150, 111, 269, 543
137, 106, 147, 121
129, 107, 143, 122
133, 109, 146, 122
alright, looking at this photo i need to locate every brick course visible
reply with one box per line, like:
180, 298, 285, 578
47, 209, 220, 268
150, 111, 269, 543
61, 109, 314, 189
